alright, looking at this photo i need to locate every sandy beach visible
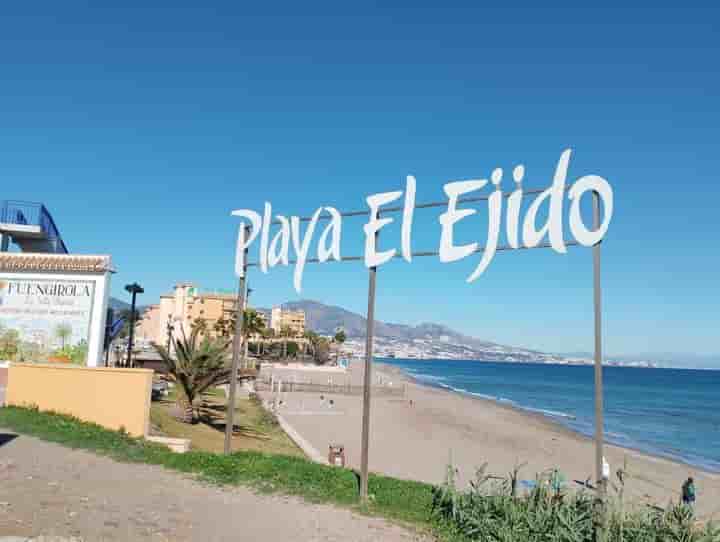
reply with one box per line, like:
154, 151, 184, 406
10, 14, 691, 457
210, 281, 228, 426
259, 360, 720, 520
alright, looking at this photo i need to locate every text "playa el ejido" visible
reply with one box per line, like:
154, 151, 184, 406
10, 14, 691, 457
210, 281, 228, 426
231, 149, 614, 293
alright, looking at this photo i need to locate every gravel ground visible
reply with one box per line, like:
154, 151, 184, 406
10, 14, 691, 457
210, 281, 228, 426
0, 430, 429, 542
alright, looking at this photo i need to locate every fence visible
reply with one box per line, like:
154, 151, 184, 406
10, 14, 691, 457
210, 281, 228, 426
1, 200, 68, 253
256, 379, 406, 398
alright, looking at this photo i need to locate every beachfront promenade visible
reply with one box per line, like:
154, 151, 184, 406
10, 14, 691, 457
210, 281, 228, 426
259, 361, 720, 520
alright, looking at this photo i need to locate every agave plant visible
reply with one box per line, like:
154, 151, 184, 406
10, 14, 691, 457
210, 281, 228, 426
153, 325, 231, 424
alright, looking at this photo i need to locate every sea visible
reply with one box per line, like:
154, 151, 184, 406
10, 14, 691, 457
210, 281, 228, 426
381, 358, 720, 472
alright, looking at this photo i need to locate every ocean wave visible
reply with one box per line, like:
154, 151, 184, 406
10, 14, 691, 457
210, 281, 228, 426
468, 392, 497, 401
519, 406, 576, 420
413, 374, 448, 383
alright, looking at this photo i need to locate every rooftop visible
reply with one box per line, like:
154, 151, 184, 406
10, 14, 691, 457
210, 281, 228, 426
0, 253, 113, 273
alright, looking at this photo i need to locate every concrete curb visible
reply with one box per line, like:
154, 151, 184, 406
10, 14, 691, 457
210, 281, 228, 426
273, 411, 328, 466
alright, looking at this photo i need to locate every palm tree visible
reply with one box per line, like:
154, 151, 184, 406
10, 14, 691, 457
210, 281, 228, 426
303, 331, 330, 364
258, 328, 273, 356
333, 328, 346, 364
213, 317, 230, 337
280, 325, 293, 359
153, 326, 231, 424
313, 336, 331, 364
304, 330, 317, 358
55, 323, 72, 350
241, 308, 265, 369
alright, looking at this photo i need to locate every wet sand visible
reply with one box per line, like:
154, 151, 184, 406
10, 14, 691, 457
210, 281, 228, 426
259, 361, 720, 520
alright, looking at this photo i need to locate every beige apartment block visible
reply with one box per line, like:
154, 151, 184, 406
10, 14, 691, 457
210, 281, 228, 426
137, 284, 272, 346
136, 303, 160, 343
270, 306, 306, 337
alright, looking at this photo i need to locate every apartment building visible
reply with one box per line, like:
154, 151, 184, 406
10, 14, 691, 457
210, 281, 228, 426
270, 306, 306, 337
137, 284, 247, 345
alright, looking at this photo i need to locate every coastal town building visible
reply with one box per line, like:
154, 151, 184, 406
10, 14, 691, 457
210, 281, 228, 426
136, 283, 277, 345
270, 306, 306, 336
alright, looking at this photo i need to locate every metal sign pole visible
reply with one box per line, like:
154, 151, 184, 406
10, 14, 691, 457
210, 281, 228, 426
225, 226, 249, 455
359, 231, 378, 502
592, 190, 606, 534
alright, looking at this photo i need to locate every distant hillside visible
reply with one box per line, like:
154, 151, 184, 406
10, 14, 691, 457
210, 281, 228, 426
280, 299, 548, 359
109, 297, 130, 311
109, 297, 147, 314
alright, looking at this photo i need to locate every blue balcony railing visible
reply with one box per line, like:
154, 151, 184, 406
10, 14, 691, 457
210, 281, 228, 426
1, 200, 68, 254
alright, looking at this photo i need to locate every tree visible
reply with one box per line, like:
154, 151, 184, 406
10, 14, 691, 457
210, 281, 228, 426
304, 330, 317, 357
204, 309, 264, 369
0, 328, 21, 361
213, 317, 230, 338
241, 309, 265, 369
153, 326, 231, 424
116, 308, 143, 340
55, 323, 72, 350
215, 309, 265, 339
259, 328, 274, 356
286, 341, 299, 357
333, 328, 346, 364
242, 309, 265, 339
305, 331, 330, 364
280, 325, 293, 359
314, 336, 331, 364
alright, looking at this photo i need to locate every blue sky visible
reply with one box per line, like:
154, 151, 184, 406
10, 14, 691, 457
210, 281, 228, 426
0, 2, 718, 360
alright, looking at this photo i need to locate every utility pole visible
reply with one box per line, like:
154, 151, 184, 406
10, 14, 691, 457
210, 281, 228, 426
225, 225, 249, 455
124, 282, 144, 368
592, 190, 607, 540
359, 229, 378, 503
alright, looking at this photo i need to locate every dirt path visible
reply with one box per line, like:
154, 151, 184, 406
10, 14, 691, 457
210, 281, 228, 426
0, 431, 428, 541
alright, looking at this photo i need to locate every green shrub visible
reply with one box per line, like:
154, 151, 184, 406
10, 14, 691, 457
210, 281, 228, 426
432, 464, 720, 542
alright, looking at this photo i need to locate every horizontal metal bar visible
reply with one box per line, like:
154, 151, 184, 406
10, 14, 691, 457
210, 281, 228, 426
246, 240, 580, 267
271, 186, 551, 225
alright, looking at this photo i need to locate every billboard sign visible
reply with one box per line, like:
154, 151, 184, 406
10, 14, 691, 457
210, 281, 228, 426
0, 278, 96, 365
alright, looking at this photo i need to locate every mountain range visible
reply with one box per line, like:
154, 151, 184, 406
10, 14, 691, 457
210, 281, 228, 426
109, 297, 131, 312
278, 300, 566, 363
111, 296, 712, 367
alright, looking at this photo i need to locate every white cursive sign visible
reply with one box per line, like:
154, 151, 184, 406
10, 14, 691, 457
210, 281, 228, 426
232, 149, 613, 293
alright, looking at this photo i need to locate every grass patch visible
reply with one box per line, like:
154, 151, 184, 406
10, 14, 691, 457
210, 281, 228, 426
0, 406, 436, 532
150, 390, 302, 456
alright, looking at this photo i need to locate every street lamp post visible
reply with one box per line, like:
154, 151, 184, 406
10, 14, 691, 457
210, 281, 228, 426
125, 282, 144, 368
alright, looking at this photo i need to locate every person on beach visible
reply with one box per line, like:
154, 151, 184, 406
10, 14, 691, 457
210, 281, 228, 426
682, 477, 696, 508
550, 469, 566, 501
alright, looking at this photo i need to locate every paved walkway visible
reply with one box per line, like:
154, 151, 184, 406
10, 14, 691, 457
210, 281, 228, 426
0, 431, 427, 541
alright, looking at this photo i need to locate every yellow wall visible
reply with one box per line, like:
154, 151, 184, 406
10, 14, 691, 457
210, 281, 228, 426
6, 363, 153, 437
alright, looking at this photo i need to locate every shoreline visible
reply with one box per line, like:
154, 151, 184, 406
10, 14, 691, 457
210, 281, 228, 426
376, 362, 720, 479
259, 360, 720, 520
